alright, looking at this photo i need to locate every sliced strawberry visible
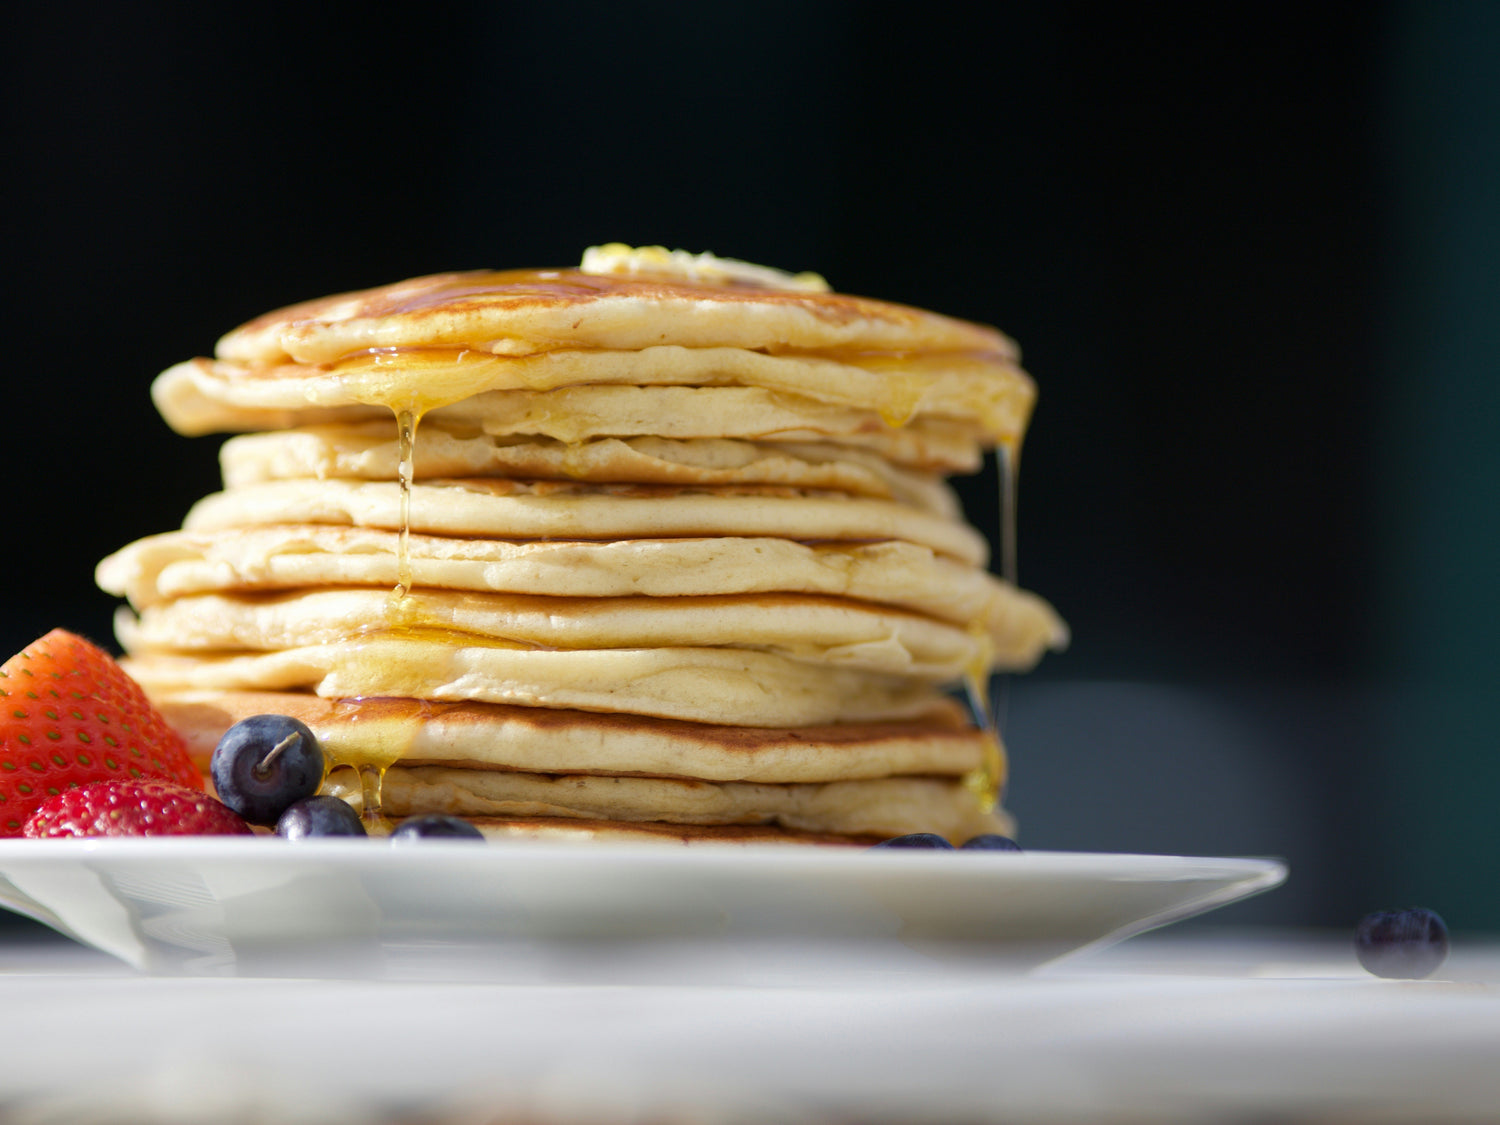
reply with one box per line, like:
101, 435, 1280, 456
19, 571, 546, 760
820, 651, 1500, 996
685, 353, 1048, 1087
23, 779, 251, 838
0, 629, 202, 835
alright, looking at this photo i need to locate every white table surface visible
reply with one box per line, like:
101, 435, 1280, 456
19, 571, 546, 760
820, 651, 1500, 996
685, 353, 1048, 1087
1, 931, 1497, 1124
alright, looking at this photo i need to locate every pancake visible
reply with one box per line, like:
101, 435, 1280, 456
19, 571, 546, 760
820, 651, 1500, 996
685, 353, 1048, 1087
181, 477, 990, 567
119, 639, 951, 727
159, 346, 1033, 442
121, 588, 994, 679
214, 254, 1015, 366
468, 817, 883, 846
156, 692, 995, 784
218, 426, 962, 514
180, 479, 990, 565
156, 380, 988, 472
96, 530, 1066, 662
377, 766, 1005, 841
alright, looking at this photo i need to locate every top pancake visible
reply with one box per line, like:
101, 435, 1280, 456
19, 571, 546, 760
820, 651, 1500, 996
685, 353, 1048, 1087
216, 256, 1016, 367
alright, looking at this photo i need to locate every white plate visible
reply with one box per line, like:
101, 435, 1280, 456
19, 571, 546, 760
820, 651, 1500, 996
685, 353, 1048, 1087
0, 839, 1285, 979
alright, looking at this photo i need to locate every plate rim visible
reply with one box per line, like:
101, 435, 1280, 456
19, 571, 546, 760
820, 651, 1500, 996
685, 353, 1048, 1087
0, 841, 1288, 974
0, 835, 1289, 869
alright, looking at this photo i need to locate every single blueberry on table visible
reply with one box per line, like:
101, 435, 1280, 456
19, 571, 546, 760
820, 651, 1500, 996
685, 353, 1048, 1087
211, 714, 325, 826
276, 795, 368, 839
960, 834, 1023, 851
1355, 907, 1449, 979
870, 833, 954, 850
390, 814, 485, 842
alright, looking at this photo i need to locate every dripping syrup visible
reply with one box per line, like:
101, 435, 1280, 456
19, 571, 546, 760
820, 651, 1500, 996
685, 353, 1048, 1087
317, 697, 439, 830
325, 338, 461, 821
392, 407, 421, 602
961, 440, 1018, 811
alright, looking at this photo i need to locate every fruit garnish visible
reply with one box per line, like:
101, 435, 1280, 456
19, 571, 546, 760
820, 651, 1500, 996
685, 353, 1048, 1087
1355, 907, 1450, 979
276, 795, 367, 838
869, 833, 955, 850
0, 629, 201, 835
390, 814, 485, 842
211, 714, 325, 826
960, 834, 1023, 851
22, 779, 251, 837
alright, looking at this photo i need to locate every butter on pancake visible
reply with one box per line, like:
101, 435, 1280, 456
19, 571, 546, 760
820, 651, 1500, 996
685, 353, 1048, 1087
579, 244, 834, 291
102, 246, 1064, 843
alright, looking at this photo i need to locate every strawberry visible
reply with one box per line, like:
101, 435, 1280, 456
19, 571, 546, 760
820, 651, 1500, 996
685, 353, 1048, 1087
23, 779, 251, 837
0, 629, 202, 836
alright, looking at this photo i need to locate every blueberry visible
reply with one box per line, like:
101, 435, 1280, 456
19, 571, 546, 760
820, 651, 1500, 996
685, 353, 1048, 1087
870, 833, 955, 850
389, 814, 485, 842
1355, 907, 1449, 979
211, 715, 325, 826
961, 834, 1023, 851
275, 795, 368, 839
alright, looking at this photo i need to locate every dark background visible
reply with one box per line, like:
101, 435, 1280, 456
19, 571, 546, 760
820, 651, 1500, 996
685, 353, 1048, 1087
3, 2, 1497, 933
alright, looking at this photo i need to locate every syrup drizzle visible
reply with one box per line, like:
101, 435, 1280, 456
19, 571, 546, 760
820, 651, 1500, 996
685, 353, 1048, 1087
961, 440, 1017, 812
321, 763, 391, 831
357, 763, 385, 827
323, 343, 492, 823
315, 395, 428, 824
392, 407, 422, 602
363, 404, 425, 820
316, 697, 440, 831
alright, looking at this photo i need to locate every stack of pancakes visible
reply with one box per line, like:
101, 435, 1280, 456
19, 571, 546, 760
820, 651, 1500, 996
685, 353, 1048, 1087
99, 245, 1065, 844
